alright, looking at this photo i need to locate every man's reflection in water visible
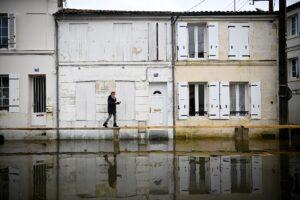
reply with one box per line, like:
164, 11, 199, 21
104, 154, 122, 189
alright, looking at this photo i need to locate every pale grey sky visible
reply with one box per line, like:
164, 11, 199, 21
66, 0, 299, 11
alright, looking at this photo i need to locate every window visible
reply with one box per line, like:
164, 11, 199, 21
189, 83, 207, 116
290, 58, 299, 78
188, 24, 205, 59
289, 14, 298, 36
0, 75, 9, 111
33, 76, 46, 113
0, 14, 8, 49
230, 83, 249, 116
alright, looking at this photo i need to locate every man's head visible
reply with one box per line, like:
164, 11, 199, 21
111, 91, 115, 98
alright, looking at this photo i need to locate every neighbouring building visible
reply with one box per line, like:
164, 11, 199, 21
175, 11, 279, 137
0, 0, 59, 139
55, 9, 173, 139
287, 2, 300, 125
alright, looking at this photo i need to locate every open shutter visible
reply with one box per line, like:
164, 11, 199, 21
228, 24, 237, 59
8, 13, 16, 50
178, 82, 189, 119
177, 22, 188, 61
252, 155, 262, 193
9, 74, 20, 113
240, 24, 250, 59
250, 82, 261, 119
220, 82, 230, 119
208, 82, 220, 119
207, 22, 219, 59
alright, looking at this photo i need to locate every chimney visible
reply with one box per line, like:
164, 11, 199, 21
58, 0, 64, 9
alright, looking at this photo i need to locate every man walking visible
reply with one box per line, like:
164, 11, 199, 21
103, 91, 121, 128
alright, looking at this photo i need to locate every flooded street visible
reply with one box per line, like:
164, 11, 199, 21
0, 139, 300, 200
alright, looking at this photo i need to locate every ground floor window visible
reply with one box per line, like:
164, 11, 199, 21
230, 82, 249, 116
189, 83, 207, 116
0, 75, 9, 111
289, 58, 299, 78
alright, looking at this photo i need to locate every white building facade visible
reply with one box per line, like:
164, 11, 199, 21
55, 10, 173, 139
0, 0, 59, 139
287, 2, 300, 125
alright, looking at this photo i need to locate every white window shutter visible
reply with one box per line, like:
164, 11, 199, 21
177, 22, 188, 61
207, 22, 219, 59
76, 83, 87, 120
250, 82, 261, 119
251, 155, 262, 193
220, 82, 230, 119
220, 156, 231, 193
9, 74, 20, 113
8, 13, 16, 50
240, 24, 250, 59
208, 82, 220, 119
228, 24, 237, 59
178, 82, 189, 119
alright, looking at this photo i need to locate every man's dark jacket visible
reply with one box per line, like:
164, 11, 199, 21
107, 95, 118, 114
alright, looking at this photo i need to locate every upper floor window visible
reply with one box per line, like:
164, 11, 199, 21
0, 14, 8, 49
188, 24, 206, 59
228, 23, 250, 60
288, 14, 298, 36
0, 13, 16, 50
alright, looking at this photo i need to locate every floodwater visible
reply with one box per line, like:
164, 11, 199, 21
0, 139, 300, 200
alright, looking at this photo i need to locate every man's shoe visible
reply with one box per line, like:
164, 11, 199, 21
113, 123, 119, 128
103, 122, 108, 128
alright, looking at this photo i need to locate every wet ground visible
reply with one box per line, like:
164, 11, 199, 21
0, 138, 300, 200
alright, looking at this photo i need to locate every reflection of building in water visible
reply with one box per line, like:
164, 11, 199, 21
59, 153, 174, 199
0, 156, 56, 200
179, 155, 262, 195
33, 163, 47, 200
0, 167, 20, 200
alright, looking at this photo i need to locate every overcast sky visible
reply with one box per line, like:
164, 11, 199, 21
66, 0, 299, 11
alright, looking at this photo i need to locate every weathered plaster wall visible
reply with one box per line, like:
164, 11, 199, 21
175, 19, 278, 138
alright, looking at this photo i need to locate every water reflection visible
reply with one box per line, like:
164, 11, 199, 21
0, 140, 299, 199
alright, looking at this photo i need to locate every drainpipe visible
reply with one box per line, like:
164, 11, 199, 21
171, 15, 179, 139
55, 19, 60, 141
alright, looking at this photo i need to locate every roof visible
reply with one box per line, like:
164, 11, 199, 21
287, 1, 300, 12
54, 8, 278, 18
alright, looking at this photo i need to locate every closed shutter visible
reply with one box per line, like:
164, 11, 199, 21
9, 74, 20, 113
178, 82, 189, 119
220, 82, 230, 119
208, 82, 220, 119
228, 24, 238, 59
86, 82, 96, 121
177, 22, 188, 61
250, 82, 261, 119
240, 24, 250, 59
251, 156, 262, 193
75, 82, 96, 121
8, 13, 16, 50
207, 22, 219, 59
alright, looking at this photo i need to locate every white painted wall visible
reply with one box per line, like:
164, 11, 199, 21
58, 19, 173, 139
0, 0, 57, 137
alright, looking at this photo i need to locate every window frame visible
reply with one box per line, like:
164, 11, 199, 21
229, 82, 249, 117
0, 13, 9, 49
289, 14, 298, 36
0, 75, 9, 111
188, 82, 208, 117
187, 23, 207, 60
289, 57, 299, 79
